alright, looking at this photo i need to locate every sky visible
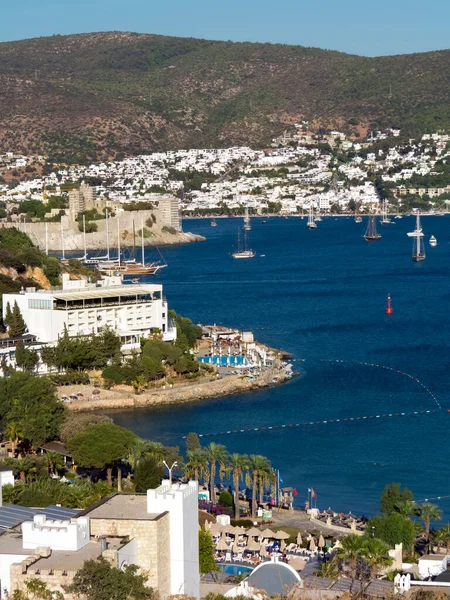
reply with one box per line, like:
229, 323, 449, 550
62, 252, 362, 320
0, 0, 449, 57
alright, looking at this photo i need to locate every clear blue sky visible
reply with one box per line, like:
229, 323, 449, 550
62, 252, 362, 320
1, 0, 449, 56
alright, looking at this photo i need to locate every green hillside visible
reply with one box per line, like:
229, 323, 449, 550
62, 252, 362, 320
0, 32, 449, 161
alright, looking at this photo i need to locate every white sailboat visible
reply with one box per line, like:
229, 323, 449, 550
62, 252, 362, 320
232, 228, 255, 259
411, 212, 426, 262
380, 199, 392, 224
307, 204, 317, 229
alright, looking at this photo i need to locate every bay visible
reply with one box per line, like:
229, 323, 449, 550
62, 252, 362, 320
109, 215, 450, 518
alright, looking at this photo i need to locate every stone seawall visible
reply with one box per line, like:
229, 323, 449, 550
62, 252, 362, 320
0, 210, 205, 252
66, 370, 287, 413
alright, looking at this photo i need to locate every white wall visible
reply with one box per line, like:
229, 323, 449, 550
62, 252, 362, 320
147, 480, 199, 599
0, 471, 14, 489
0, 553, 33, 597
418, 556, 447, 579
22, 515, 90, 551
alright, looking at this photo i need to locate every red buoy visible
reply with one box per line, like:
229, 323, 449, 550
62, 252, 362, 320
385, 294, 393, 315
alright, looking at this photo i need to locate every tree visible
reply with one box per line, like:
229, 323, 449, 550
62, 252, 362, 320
248, 454, 270, 519
4, 302, 13, 330
361, 537, 393, 579
58, 413, 113, 444
199, 528, 219, 578
186, 432, 201, 452
9, 300, 26, 337
65, 557, 155, 600
0, 372, 66, 448
416, 503, 442, 545
4, 421, 24, 455
380, 483, 413, 515
67, 424, 137, 487
367, 512, 416, 550
134, 455, 164, 493
336, 534, 365, 588
10, 578, 64, 600
15, 340, 39, 372
184, 448, 208, 483
229, 453, 249, 520
205, 443, 228, 504
219, 490, 233, 507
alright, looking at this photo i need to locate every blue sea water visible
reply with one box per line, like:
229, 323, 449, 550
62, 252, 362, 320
110, 215, 450, 519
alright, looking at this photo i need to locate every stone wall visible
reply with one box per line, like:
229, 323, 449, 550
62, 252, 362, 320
89, 514, 171, 598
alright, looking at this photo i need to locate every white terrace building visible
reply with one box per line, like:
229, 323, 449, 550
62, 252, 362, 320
2, 274, 176, 348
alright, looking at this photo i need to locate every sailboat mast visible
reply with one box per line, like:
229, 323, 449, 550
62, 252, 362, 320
60, 220, 65, 260
117, 216, 121, 268
141, 218, 145, 266
105, 208, 110, 260
82, 215, 87, 260
417, 213, 421, 255
133, 220, 136, 258
45, 222, 48, 255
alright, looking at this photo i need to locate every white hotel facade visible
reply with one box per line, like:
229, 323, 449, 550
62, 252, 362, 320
2, 274, 176, 350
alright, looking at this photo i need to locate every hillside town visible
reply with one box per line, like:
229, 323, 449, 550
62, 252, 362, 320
1, 128, 450, 219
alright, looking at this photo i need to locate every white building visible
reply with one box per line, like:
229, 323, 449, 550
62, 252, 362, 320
2, 275, 176, 348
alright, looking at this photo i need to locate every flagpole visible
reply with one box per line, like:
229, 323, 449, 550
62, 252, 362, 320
277, 469, 280, 507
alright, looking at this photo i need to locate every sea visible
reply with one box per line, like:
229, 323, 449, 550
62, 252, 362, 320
108, 215, 450, 519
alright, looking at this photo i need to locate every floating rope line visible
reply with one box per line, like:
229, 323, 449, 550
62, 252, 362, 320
320, 358, 442, 410
188, 408, 443, 439
186, 358, 443, 439
413, 495, 450, 504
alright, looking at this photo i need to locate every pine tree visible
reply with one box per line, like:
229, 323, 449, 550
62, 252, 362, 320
4, 302, 13, 331
9, 301, 26, 337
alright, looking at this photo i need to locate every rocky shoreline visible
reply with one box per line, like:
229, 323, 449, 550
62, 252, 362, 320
64, 367, 292, 413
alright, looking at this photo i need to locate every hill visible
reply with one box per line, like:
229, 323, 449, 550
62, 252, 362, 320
0, 32, 449, 162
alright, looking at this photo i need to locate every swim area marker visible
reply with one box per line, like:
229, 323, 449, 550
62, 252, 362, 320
187, 357, 443, 439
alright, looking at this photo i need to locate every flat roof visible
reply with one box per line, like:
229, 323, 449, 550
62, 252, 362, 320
0, 532, 34, 556
52, 286, 161, 302
82, 494, 163, 521
30, 541, 102, 571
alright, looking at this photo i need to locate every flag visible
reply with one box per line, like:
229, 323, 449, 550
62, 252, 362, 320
311, 488, 317, 499
279, 475, 284, 484
292, 489, 298, 496
308, 488, 312, 492
305, 501, 310, 510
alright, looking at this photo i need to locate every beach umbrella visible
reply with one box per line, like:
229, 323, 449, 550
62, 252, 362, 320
273, 530, 290, 540
309, 538, 317, 551
204, 520, 212, 531
216, 535, 229, 551
260, 528, 275, 538
233, 539, 240, 553
318, 534, 325, 548
260, 543, 268, 557
246, 527, 261, 537
296, 533, 303, 546
247, 537, 261, 552
209, 523, 224, 535
280, 540, 286, 551
223, 524, 236, 535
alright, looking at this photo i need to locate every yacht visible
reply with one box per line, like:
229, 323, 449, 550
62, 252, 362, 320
429, 235, 437, 247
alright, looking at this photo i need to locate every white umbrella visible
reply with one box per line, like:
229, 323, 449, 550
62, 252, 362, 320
204, 520, 212, 531
260, 542, 268, 557
309, 538, 317, 551
280, 540, 286, 551
296, 532, 303, 546
247, 537, 261, 552
233, 539, 240, 553
260, 528, 275, 538
216, 535, 229, 551
209, 522, 224, 535
273, 530, 290, 540
318, 534, 325, 548
246, 527, 262, 537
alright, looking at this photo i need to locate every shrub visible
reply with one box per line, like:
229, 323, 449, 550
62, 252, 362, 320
162, 225, 176, 234
219, 490, 233, 507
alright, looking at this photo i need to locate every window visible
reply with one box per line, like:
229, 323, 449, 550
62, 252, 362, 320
28, 299, 52, 310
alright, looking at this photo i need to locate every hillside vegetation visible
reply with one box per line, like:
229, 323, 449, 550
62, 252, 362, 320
0, 32, 449, 161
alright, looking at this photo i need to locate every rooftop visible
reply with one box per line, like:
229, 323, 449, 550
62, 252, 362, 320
82, 494, 163, 521
35, 285, 161, 302
30, 541, 103, 572
0, 532, 34, 556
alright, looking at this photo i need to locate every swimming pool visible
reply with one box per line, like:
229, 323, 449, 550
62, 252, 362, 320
198, 355, 248, 366
218, 564, 253, 576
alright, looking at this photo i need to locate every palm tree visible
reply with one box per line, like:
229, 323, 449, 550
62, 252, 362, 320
229, 453, 249, 520
184, 448, 208, 483
46, 451, 64, 476
4, 422, 23, 456
258, 463, 273, 504
205, 443, 228, 504
248, 455, 271, 519
316, 557, 340, 579
361, 538, 393, 579
436, 525, 450, 555
416, 503, 442, 545
395, 500, 418, 519
336, 534, 364, 589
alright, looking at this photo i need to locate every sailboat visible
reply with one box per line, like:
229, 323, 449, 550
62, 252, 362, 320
307, 204, 317, 229
243, 207, 251, 231
354, 207, 362, 223
364, 213, 381, 241
211, 217, 217, 227
411, 213, 426, 262
380, 200, 392, 224
232, 228, 255, 259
